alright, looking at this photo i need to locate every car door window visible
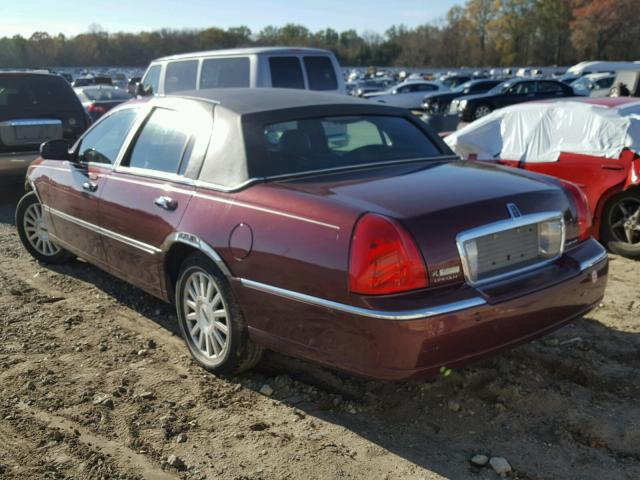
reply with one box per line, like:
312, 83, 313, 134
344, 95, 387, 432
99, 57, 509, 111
303, 56, 338, 91
269, 57, 305, 89
508, 82, 533, 95
141, 65, 161, 95
536, 81, 563, 94
165, 60, 198, 94
200, 57, 250, 88
416, 84, 437, 92
78, 109, 138, 165
124, 108, 191, 174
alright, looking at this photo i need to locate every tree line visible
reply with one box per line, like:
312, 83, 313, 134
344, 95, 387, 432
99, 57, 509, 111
1, 0, 638, 69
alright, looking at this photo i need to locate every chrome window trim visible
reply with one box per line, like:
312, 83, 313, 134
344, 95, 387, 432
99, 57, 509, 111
113, 165, 196, 185
240, 278, 486, 321
456, 211, 565, 287
45, 206, 161, 255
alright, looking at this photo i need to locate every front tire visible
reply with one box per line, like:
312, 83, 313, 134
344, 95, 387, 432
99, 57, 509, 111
16, 192, 74, 264
472, 103, 492, 120
175, 253, 263, 375
600, 191, 640, 259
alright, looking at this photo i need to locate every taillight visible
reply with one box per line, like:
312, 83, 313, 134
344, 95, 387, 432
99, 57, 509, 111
87, 104, 106, 114
348, 213, 428, 295
559, 179, 591, 241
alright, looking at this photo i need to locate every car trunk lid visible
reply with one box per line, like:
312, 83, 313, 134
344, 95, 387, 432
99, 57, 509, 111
272, 160, 573, 287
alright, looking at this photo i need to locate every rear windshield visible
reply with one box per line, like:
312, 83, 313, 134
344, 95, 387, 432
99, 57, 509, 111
0, 75, 79, 116
262, 115, 441, 177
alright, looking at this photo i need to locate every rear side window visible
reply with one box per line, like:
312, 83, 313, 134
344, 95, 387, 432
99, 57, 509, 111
78, 109, 138, 165
269, 57, 304, 89
537, 81, 563, 94
200, 57, 250, 88
165, 60, 198, 94
0, 75, 79, 116
303, 56, 337, 91
125, 108, 191, 174
141, 65, 161, 95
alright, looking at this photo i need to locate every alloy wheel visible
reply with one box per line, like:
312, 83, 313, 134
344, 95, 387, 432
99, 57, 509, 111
22, 203, 61, 257
474, 105, 492, 119
182, 270, 230, 362
608, 197, 640, 245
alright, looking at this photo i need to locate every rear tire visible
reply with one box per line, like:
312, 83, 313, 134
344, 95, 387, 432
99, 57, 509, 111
175, 253, 263, 375
600, 191, 640, 259
16, 192, 74, 264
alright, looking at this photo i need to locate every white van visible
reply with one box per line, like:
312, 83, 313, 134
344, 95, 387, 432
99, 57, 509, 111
566, 61, 640, 76
138, 47, 345, 96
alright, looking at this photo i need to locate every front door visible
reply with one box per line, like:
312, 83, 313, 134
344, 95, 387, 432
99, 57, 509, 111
44, 108, 139, 264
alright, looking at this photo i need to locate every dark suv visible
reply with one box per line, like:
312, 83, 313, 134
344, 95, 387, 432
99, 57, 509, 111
0, 72, 89, 178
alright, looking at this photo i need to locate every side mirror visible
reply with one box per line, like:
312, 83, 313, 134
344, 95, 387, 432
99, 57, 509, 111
135, 82, 152, 97
40, 139, 71, 161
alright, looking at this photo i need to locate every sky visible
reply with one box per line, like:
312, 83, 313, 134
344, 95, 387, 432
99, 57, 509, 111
1, 0, 460, 38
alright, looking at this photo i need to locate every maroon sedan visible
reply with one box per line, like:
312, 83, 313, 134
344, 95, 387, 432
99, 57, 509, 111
16, 89, 608, 381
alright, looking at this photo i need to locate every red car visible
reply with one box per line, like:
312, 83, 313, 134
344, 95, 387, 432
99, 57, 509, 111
446, 97, 640, 258
16, 89, 608, 380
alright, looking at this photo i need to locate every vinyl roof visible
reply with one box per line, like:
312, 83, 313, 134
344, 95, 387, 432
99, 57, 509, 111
170, 88, 386, 115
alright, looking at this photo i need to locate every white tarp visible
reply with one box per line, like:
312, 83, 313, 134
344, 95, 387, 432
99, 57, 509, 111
445, 100, 640, 163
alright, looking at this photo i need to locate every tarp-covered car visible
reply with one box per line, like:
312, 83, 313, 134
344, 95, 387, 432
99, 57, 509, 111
445, 98, 640, 258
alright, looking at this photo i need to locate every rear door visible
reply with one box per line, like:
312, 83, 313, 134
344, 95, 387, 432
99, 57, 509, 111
98, 102, 212, 296
44, 107, 140, 264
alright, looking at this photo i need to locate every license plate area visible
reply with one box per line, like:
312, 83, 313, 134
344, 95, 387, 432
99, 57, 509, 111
456, 212, 565, 286
0, 119, 62, 146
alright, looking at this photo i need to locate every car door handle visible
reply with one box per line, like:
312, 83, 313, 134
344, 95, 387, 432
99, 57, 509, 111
154, 196, 178, 211
82, 181, 98, 192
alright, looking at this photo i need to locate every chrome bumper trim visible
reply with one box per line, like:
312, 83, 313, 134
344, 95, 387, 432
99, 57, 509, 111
579, 244, 608, 272
239, 278, 487, 321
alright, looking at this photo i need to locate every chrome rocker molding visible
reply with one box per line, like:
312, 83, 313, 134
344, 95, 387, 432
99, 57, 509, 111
161, 232, 232, 277
45, 206, 161, 255
240, 278, 487, 321
240, 246, 607, 321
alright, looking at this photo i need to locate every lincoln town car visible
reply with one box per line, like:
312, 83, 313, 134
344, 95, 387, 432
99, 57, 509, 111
16, 89, 608, 380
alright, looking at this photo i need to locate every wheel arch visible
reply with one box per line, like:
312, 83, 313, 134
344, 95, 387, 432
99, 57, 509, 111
162, 232, 232, 303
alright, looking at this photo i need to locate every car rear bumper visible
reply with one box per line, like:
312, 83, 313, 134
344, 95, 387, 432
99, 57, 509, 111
237, 239, 608, 381
0, 151, 38, 176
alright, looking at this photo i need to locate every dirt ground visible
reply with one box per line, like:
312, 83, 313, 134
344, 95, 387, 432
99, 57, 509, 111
0, 180, 639, 480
